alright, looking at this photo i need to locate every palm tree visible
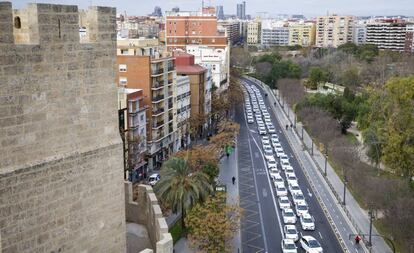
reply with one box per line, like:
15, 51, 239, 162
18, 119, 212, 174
154, 157, 213, 229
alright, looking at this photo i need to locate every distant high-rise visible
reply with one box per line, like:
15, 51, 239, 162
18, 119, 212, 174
172, 7, 180, 12
151, 6, 162, 17
216, 5, 224, 20
236, 1, 246, 20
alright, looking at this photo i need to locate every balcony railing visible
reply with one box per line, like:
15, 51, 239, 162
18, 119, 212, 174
151, 82, 164, 90
152, 95, 164, 103
152, 120, 165, 129
151, 68, 164, 76
152, 108, 164, 116
168, 114, 173, 122
168, 91, 173, 97
167, 66, 174, 72
167, 80, 173, 85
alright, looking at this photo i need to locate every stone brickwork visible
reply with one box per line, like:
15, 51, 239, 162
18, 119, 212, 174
125, 183, 173, 253
0, 2, 126, 253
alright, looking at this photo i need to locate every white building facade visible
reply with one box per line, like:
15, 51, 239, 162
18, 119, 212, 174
261, 19, 290, 46
175, 75, 191, 151
186, 45, 230, 91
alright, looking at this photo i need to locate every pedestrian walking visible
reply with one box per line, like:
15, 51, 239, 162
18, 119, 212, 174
285, 124, 288, 130
290, 123, 293, 129
232, 176, 236, 185
355, 235, 361, 245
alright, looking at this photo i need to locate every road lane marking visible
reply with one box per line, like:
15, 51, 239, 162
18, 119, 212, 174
307, 188, 313, 197
319, 232, 323, 240
262, 188, 268, 198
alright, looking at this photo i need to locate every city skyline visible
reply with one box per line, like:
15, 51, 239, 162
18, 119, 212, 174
12, 0, 414, 17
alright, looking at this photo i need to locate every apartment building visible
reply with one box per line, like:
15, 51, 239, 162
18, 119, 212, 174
165, 10, 228, 51
186, 45, 230, 90
116, 38, 177, 170
353, 22, 367, 45
118, 88, 148, 182
175, 52, 212, 138
247, 19, 262, 45
175, 76, 191, 150
261, 19, 290, 46
219, 20, 241, 44
366, 19, 413, 52
288, 22, 316, 47
316, 15, 354, 48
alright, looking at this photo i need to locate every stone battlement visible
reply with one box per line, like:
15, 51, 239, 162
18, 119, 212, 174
0, 2, 115, 45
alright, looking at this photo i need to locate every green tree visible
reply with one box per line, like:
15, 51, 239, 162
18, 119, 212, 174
341, 68, 360, 87
154, 157, 213, 228
306, 67, 327, 89
185, 193, 241, 253
338, 42, 358, 55
362, 77, 414, 179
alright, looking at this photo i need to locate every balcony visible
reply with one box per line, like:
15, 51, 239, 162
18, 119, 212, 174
152, 120, 165, 129
167, 79, 174, 86
151, 68, 164, 76
152, 95, 165, 103
168, 114, 173, 122
167, 65, 175, 72
168, 91, 173, 98
152, 108, 165, 117
151, 82, 164, 90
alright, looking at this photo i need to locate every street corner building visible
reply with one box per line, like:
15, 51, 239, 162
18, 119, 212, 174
0, 2, 172, 253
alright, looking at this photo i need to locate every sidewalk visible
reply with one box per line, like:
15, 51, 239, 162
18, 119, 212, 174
218, 147, 242, 253
173, 145, 241, 253
246, 75, 392, 253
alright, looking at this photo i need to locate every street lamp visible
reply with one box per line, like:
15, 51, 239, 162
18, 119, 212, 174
368, 205, 376, 247
324, 144, 328, 177
343, 175, 348, 205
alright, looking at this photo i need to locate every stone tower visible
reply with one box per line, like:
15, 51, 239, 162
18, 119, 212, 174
0, 2, 126, 252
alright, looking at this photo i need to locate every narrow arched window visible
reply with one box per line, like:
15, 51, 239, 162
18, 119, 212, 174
14, 17, 21, 29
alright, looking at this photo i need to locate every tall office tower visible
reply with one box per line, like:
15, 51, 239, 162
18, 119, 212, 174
237, 1, 246, 20
216, 5, 225, 20
315, 15, 354, 48
171, 7, 180, 13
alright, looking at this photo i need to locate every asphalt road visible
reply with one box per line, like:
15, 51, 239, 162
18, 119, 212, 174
236, 78, 344, 253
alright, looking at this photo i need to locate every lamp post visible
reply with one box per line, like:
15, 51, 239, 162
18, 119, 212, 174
301, 125, 304, 140
324, 154, 328, 177
311, 141, 314, 156
368, 205, 375, 247
343, 174, 348, 205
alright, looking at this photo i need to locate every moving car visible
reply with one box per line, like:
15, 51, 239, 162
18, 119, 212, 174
300, 213, 315, 231
281, 159, 291, 171
262, 136, 271, 145
282, 208, 297, 224
278, 196, 291, 210
258, 126, 267, 135
286, 173, 298, 186
281, 239, 298, 253
299, 235, 323, 253
247, 116, 254, 124
148, 173, 160, 186
284, 225, 299, 242
275, 148, 285, 158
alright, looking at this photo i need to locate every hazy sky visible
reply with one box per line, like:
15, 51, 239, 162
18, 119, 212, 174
11, 0, 414, 17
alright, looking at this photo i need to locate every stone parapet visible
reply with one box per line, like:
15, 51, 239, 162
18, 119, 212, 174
125, 182, 173, 253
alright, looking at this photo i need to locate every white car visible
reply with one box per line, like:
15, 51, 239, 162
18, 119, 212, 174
265, 118, 272, 124
280, 153, 289, 161
268, 125, 276, 134
269, 168, 279, 179
284, 166, 295, 175
273, 176, 285, 188
288, 182, 302, 196
284, 225, 299, 242
264, 150, 274, 161
276, 184, 288, 197
148, 173, 160, 186
281, 159, 291, 171
247, 116, 254, 124
262, 136, 271, 145
267, 160, 278, 170
300, 235, 323, 253
275, 148, 285, 158
282, 208, 297, 224
271, 136, 279, 144
274, 142, 283, 149
258, 126, 267, 135
281, 239, 298, 253
300, 213, 315, 231
286, 173, 298, 186
278, 196, 291, 210
295, 200, 309, 217
292, 192, 306, 206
